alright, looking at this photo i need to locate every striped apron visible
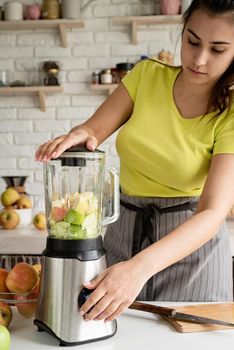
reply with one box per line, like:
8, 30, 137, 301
103, 193, 233, 302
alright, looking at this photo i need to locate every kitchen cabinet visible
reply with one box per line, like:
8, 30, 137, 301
0, 85, 63, 111
112, 15, 182, 45
0, 19, 85, 47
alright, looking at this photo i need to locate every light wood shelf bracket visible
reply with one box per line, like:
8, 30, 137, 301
0, 19, 85, 47
112, 15, 182, 44
90, 84, 118, 95
0, 86, 64, 111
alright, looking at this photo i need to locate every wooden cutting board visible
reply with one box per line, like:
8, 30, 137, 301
163, 303, 234, 333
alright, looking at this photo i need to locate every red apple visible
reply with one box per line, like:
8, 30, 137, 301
51, 207, 68, 222
0, 302, 12, 328
32, 264, 41, 287
33, 213, 46, 230
6, 262, 38, 294
15, 285, 39, 318
0, 269, 10, 300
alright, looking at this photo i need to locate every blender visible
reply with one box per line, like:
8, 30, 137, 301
34, 147, 119, 346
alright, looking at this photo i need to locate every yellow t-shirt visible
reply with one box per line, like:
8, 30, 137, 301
116, 59, 234, 197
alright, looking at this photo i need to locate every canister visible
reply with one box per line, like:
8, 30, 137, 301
116, 62, 134, 81
61, 0, 80, 19
4, 1, 23, 21
100, 69, 112, 84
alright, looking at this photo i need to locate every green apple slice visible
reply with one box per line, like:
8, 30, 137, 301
64, 209, 85, 225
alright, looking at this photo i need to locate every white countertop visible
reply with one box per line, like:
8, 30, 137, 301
1, 220, 234, 256
0, 226, 47, 255
9, 303, 234, 350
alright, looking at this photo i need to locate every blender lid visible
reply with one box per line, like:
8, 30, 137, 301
58, 147, 105, 167
62, 147, 104, 155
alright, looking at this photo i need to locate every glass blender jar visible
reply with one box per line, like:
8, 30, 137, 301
43, 147, 119, 240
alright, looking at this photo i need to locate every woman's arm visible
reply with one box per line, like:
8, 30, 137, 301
35, 83, 133, 161
79, 153, 234, 321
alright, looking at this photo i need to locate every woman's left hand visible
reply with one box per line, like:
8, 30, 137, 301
79, 259, 148, 322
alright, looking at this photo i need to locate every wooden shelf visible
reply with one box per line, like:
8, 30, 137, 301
0, 85, 64, 111
112, 15, 182, 44
0, 19, 85, 47
90, 84, 118, 95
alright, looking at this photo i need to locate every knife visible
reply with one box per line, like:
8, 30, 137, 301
129, 301, 234, 327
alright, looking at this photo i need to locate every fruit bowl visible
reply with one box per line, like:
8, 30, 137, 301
15, 208, 32, 227
0, 290, 38, 318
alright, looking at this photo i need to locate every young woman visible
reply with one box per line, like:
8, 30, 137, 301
36, 0, 234, 322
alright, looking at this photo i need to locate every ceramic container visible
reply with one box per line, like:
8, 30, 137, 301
4, 1, 24, 21
160, 0, 181, 15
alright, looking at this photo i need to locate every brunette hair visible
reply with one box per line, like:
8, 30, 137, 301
182, 0, 234, 116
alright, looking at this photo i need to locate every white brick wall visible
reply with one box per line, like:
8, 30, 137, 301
0, 0, 182, 200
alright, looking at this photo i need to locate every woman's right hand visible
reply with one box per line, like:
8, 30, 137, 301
35, 127, 98, 161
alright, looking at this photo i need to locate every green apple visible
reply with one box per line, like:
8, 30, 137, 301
51, 221, 70, 239
64, 209, 84, 225
70, 224, 86, 239
0, 325, 11, 350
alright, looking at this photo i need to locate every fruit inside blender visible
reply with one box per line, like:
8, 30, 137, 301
49, 191, 99, 239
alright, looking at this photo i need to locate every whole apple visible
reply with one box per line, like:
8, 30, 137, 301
16, 195, 32, 209
15, 285, 39, 318
0, 302, 12, 328
33, 213, 46, 230
6, 262, 38, 294
32, 264, 41, 287
0, 325, 11, 350
0, 269, 10, 300
0, 210, 20, 230
1, 188, 20, 207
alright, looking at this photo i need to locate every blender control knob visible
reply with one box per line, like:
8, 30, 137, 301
78, 287, 93, 307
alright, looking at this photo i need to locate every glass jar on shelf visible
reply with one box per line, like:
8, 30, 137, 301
100, 69, 112, 84
92, 71, 100, 85
42, 0, 60, 19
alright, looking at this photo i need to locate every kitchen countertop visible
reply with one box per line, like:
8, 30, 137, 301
0, 226, 47, 255
1, 220, 234, 256
9, 302, 234, 350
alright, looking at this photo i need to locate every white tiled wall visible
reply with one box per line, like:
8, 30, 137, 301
0, 0, 182, 205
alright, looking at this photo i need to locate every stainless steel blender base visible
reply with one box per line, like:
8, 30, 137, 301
34, 255, 117, 345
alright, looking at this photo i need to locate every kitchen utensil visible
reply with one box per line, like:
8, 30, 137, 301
2, 176, 27, 188
61, 0, 96, 19
2, 176, 28, 194
129, 301, 234, 328
34, 147, 120, 346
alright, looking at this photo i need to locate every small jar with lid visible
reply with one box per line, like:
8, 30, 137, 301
100, 69, 112, 84
116, 62, 134, 81
92, 71, 100, 85
42, 0, 60, 19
